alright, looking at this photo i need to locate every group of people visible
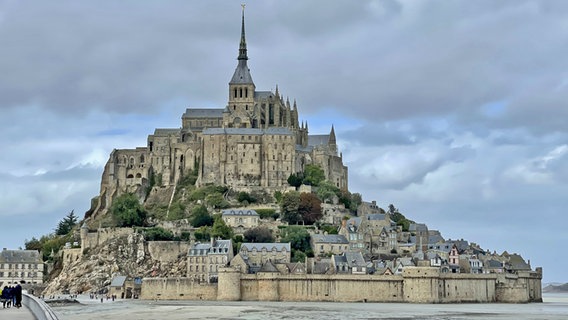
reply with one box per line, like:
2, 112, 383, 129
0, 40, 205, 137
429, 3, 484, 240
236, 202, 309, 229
1, 284, 23, 309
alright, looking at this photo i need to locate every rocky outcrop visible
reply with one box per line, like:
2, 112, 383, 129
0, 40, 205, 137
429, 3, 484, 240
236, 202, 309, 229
44, 231, 187, 295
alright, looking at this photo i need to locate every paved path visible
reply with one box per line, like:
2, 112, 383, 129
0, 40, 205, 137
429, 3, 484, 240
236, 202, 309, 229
0, 305, 36, 319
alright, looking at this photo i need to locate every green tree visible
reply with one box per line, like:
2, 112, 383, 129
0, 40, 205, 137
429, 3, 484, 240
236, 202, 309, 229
111, 193, 146, 227
24, 237, 43, 251
287, 173, 303, 188
237, 191, 257, 204
298, 193, 322, 225
55, 210, 79, 235
280, 226, 313, 261
273, 191, 283, 203
316, 180, 339, 203
350, 192, 362, 211
190, 205, 214, 227
280, 191, 301, 224
244, 226, 275, 243
206, 193, 230, 209
302, 164, 325, 186
211, 215, 234, 239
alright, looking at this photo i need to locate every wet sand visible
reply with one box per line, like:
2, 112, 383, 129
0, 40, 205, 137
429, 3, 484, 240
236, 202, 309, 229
51, 293, 568, 320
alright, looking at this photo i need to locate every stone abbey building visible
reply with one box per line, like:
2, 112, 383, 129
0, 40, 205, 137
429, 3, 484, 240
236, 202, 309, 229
95, 10, 348, 213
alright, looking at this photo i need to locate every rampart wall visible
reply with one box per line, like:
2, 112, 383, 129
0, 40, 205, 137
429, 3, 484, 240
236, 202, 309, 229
142, 267, 542, 303
140, 278, 217, 300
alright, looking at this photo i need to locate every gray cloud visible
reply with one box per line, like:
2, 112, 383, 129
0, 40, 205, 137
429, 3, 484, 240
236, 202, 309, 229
1, 0, 567, 282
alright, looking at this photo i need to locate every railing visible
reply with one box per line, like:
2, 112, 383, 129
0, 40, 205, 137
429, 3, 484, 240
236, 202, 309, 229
22, 292, 60, 320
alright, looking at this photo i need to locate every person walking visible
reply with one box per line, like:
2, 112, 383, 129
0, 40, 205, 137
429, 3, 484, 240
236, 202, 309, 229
14, 284, 22, 308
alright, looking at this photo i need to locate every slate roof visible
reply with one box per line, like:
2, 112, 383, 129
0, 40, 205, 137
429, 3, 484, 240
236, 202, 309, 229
409, 223, 428, 232
254, 91, 274, 99
428, 234, 445, 245
222, 209, 259, 216
182, 108, 224, 119
259, 260, 279, 273
312, 259, 331, 274
345, 217, 362, 233
366, 214, 386, 221
153, 128, 181, 136
0, 250, 42, 263
240, 243, 291, 252
265, 127, 293, 135
308, 134, 330, 146
345, 252, 366, 268
110, 276, 127, 287
230, 60, 254, 84
189, 243, 211, 256
311, 234, 349, 244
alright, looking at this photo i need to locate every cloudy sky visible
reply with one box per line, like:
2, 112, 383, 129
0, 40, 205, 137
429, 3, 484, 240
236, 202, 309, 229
1, 1, 566, 282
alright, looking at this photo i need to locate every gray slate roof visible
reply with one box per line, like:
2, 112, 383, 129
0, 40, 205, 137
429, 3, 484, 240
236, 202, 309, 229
222, 209, 259, 216
254, 91, 274, 99
0, 250, 42, 263
230, 61, 254, 84
182, 108, 224, 119
345, 252, 366, 267
241, 243, 290, 252
409, 223, 428, 232
308, 134, 330, 146
311, 234, 349, 244
110, 276, 127, 287
153, 128, 181, 136
265, 127, 293, 135
366, 214, 386, 221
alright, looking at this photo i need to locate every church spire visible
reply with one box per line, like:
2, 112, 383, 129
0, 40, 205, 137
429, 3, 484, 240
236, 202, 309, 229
238, 4, 248, 61
230, 5, 254, 85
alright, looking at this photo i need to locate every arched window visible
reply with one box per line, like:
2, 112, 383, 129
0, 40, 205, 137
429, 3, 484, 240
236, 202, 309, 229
234, 88, 237, 98
245, 87, 248, 97
127, 174, 134, 178
140, 154, 145, 163
135, 173, 142, 178
240, 88, 243, 98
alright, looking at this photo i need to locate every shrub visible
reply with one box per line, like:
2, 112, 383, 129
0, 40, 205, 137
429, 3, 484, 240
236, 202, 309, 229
143, 227, 175, 241
255, 208, 279, 220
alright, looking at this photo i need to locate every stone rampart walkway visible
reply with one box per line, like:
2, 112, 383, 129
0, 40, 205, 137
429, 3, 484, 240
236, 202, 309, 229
0, 305, 36, 319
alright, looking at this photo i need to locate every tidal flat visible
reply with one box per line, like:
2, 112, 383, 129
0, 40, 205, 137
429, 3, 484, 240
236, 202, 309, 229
51, 293, 568, 320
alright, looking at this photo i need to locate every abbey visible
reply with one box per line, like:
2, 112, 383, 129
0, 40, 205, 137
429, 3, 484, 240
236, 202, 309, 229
94, 10, 348, 213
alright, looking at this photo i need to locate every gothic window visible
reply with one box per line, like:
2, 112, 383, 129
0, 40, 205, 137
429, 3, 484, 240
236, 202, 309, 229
245, 87, 248, 97
240, 88, 243, 98
233, 105, 236, 110
140, 155, 145, 163
127, 174, 134, 178
136, 173, 142, 178
234, 88, 237, 98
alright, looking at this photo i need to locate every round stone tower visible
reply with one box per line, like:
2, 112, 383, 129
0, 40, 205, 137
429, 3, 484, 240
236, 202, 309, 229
217, 267, 242, 301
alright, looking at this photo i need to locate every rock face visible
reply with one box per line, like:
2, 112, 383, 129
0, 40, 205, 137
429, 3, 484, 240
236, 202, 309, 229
44, 231, 187, 295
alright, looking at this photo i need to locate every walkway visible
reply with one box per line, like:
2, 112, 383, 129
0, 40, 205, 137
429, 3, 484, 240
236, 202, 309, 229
0, 305, 36, 319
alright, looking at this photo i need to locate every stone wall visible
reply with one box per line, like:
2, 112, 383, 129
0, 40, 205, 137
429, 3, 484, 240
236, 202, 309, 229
140, 278, 217, 300
82, 228, 135, 250
147, 241, 190, 263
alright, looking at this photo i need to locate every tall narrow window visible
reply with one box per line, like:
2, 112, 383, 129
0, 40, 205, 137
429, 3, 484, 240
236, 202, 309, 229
240, 88, 243, 98
245, 87, 248, 97
234, 88, 237, 98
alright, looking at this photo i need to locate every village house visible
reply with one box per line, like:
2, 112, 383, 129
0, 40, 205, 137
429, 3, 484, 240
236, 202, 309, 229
221, 209, 260, 235
0, 249, 44, 286
187, 239, 233, 283
331, 252, 367, 274
239, 243, 291, 267
311, 234, 349, 256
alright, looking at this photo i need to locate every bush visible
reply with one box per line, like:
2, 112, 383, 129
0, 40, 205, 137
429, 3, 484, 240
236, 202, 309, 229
237, 191, 257, 204
244, 226, 275, 243
143, 227, 175, 241
255, 208, 279, 220
190, 205, 214, 227
111, 193, 146, 227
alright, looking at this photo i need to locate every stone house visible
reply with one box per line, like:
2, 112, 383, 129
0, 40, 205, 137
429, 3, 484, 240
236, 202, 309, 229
0, 249, 44, 285
338, 217, 365, 252
448, 244, 460, 273
331, 252, 367, 275
221, 209, 260, 235
310, 234, 349, 257
187, 239, 233, 283
239, 243, 291, 267
357, 200, 383, 216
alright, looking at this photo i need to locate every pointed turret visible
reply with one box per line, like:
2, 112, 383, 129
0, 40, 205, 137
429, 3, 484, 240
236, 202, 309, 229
329, 125, 337, 145
275, 84, 279, 98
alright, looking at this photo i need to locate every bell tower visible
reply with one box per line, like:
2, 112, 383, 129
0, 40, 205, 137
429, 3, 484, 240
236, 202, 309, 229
227, 4, 256, 128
